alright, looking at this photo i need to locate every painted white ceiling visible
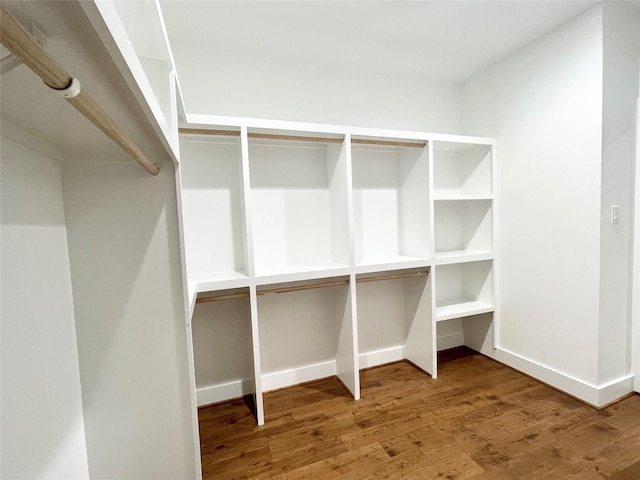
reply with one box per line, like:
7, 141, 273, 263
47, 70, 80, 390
159, 0, 600, 84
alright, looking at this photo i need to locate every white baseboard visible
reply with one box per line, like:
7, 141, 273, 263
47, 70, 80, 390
358, 345, 405, 369
261, 360, 337, 392
437, 332, 465, 351
494, 347, 634, 407
196, 346, 408, 406
196, 378, 254, 407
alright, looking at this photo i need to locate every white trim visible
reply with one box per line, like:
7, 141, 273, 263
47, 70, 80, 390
184, 113, 495, 146
261, 360, 337, 392
437, 332, 465, 351
633, 97, 640, 392
359, 345, 406, 369
495, 347, 634, 407
197, 347, 408, 405
196, 378, 254, 407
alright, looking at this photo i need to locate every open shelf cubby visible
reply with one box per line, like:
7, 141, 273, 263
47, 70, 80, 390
180, 134, 250, 295
351, 140, 431, 268
249, 135, 351, 278
355, 268, 434, 376
436, 313, 494, 359
433, 141, 492, 198
256, 277, 358, 402
192, 288, 256, 407
435, 260, 494, 322
433, 199, 492, 261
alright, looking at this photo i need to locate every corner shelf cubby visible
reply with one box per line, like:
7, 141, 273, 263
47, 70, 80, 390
179, 133, 250, 296
433, 199, 493, 263
433, 141, 492, 197
352, 138, 431, 268
435, 260, 494, 322
248, 134, 351, 279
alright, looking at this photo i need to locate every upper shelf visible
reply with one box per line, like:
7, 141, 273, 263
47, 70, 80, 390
80, 0, 180, 162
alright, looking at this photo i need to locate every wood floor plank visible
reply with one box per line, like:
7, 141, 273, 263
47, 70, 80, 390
197, 354, 640, 479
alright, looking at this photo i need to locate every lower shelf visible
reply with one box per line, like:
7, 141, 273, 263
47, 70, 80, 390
435, 298, 494, 322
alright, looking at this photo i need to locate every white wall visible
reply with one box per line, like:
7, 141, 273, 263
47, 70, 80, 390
1, 128, 90, 479
462, 7, 604, 387
172, 47, 461, 133
598, 2, 640, 385
61, 158, 195, 479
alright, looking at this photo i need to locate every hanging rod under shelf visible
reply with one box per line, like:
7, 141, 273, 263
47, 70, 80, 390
356, 270, 429, 283
179, 128, 427, 148
195, 271, 429, 304
0, 5, 159, 176
179, 128, 343, 144
351, 138, 426, 148
195, 279, 350, 303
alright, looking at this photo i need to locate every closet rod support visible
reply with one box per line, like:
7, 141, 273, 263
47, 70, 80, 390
0, 5, 160, 176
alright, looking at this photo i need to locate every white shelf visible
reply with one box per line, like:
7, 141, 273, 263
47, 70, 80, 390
254, 262, 351, 285
436, 298, 495, 322
354, 255, 430, 274
433, 250, 493, 265
433, 194, 493, 202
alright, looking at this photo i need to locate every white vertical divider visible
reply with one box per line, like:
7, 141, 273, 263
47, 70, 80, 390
240, 127, 264, 424
632, 99, 640, 393
334, 135, 360, 399
173, 164, 203, 480
404, 274, 435, 376
240, 127, 255, 278
490, 143, 499, 351
249, 285, 264, 425
427, 139, 439, 378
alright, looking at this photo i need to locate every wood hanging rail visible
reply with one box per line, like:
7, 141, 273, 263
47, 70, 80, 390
356, 270, 429, 283
0, 5, 160, 176
194, 271, 430, 304
178, 128, 426, 148
195, 279, 350, 304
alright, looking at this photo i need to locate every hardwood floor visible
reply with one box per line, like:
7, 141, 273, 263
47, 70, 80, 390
198, 349, 640, 479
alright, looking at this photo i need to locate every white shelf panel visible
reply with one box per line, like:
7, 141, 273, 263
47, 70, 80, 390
433, 250, 493, 265
433, 195, 493, 202
435, 298, 494, 322
255, 262, 351, 285
191, 270, 251, 294
355, 255, 431, 274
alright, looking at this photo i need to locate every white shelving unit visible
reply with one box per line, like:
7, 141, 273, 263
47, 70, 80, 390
179, 122, 496, 425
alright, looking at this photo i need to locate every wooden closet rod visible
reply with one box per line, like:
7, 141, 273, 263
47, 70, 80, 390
0, 6, 160, 176
351, 138, 426, 148
356, 270, 429, 284
195, 272, 430, 304
195, 279, 350, 303
179, 128, 426, 148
